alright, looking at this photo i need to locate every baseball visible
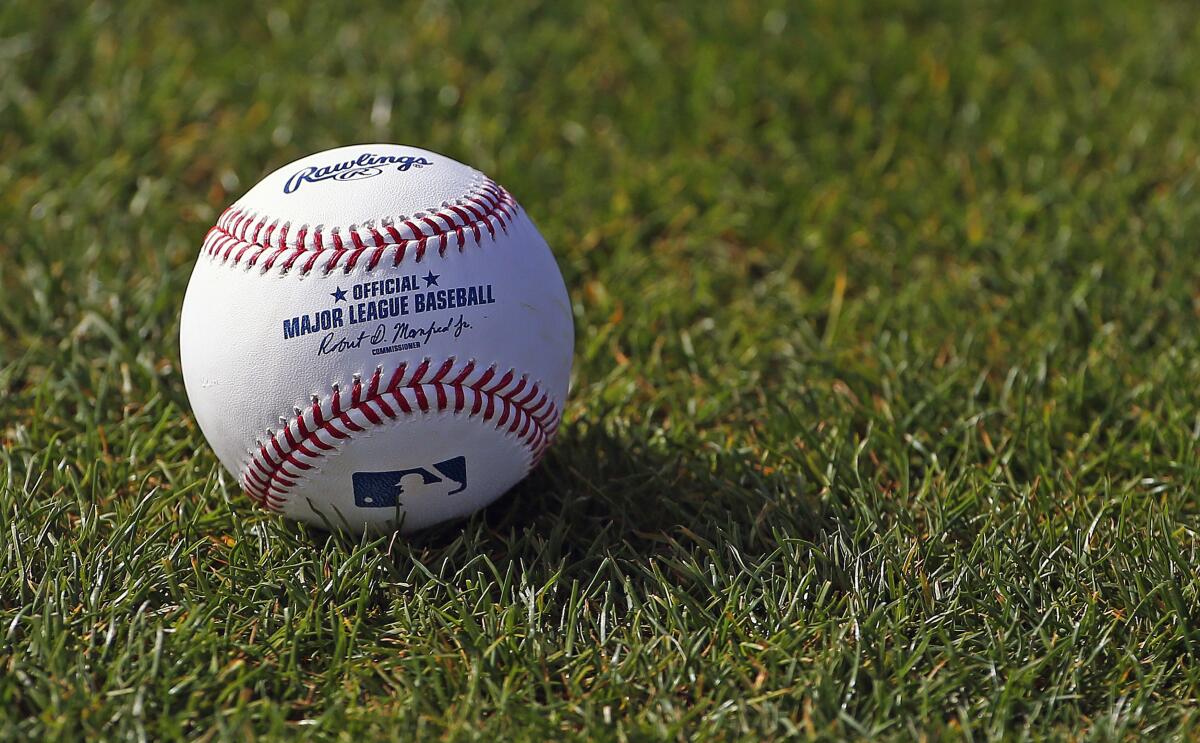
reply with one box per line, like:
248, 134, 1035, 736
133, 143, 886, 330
180, 144, 573, 534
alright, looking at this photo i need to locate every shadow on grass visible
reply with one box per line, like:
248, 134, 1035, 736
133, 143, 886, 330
388, 420, 831, 568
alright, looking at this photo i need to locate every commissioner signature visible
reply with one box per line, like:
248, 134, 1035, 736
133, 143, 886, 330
317, 314, 473, 356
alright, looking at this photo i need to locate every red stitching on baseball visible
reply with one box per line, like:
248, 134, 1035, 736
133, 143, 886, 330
240, 358, 560, 511
202, 178, 520, 275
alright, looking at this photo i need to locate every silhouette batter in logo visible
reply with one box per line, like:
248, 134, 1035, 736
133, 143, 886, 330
352, 456, 467, 508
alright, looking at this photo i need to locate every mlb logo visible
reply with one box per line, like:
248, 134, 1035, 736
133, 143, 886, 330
352, 456, 467, 509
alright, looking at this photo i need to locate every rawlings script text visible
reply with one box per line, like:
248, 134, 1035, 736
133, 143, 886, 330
283, 153, 432, 194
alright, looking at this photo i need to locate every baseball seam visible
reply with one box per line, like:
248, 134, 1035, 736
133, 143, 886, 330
241, 357, 560, 511
201, 177, 520, 276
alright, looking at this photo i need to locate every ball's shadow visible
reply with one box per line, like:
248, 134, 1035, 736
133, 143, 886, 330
397, 421, 828, 565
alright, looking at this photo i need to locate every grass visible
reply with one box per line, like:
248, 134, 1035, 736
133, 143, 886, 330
2, 0, 1200, 739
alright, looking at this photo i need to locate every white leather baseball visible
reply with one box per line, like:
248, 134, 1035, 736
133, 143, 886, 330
180, 144, 573, 533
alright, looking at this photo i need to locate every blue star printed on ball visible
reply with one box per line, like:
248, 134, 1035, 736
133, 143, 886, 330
330, 286, 348, 302
422, 271, 440, 287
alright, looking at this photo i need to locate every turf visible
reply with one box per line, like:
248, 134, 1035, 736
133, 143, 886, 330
2, 0, 1199, 739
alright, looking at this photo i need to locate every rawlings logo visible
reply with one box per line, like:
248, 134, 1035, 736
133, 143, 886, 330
283, 152, 432, 194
